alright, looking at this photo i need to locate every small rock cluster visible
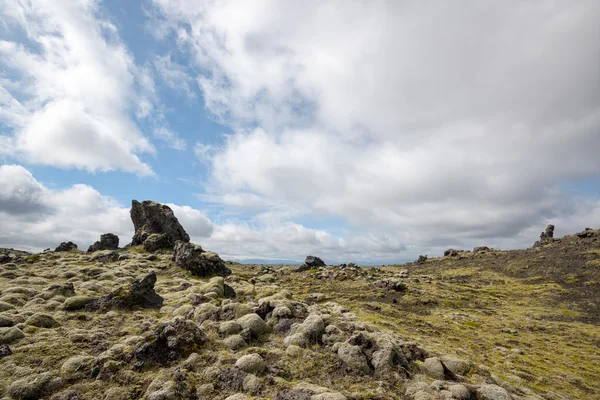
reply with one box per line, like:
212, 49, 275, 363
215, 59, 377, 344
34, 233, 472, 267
533, 224, 554, 247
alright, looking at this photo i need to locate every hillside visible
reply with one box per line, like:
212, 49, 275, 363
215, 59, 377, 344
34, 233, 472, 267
0, 204, 599, 400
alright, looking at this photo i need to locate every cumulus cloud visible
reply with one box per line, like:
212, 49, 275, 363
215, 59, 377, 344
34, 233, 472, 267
152, 0, 600, 258
0, 0, 169, 174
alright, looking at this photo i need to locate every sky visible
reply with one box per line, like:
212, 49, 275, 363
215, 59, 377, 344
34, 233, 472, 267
1, 0, 599, 264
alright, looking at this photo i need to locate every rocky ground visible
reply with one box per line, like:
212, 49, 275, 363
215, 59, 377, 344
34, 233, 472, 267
0, 203, 598, 399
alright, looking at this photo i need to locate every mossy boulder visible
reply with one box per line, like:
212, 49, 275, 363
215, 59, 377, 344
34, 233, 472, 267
61, 355, 95, 380
63, 296, 96, 311
25, 313, 60, 328
86, 271, 163, 312
235, 353, 266, 374
0, 326, 25, 344
7, 372, 61, 400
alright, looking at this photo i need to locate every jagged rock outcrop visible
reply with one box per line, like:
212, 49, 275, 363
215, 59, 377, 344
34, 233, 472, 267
86, 271, 163, 312
173, 240, 231, 277
473, 246, 491, 253
87, 233, 119, 252
443, 248, 458, 257
534, 224, 554, 247
0, 344, 11, 359
55, 242, 77, 252
296, 255, 326, 272
415, 255, 427, 264
130, 200, 190, 250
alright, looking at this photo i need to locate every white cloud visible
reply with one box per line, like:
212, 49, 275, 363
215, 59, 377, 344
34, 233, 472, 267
152, 0, 600, 258
0, 0, 159, 174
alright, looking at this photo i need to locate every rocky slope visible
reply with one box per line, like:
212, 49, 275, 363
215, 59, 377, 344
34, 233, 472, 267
0, 202, 598, 400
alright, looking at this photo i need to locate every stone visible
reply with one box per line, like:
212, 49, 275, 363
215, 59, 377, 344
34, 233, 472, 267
219, 321, 243, 336
476, 385, 513, 400
448, 384, 472, 400
0, 301, 15, 311
416, 255, 428, 264
237, 313, 270, 338
0, 314, 14, 327
142, 233, 174, 252
440, 356, 470, 376
533, 224, 554, 247
173, 241, 232, 277
61, 355, 95, 380
42, 283, 75, 299
294, 314, 325, 342
444, 249, 458, 257
0, 343, 11, 358
130, 199, 190, 247
86, 271, 163, 312
63, 296, 96, 311
473, 246, 491, 253
7, 372, 61, 400
223, 334, 247, 350
296, 255, 326, 271
235, 353, 266, 374
337, 343, 371, 375
87, 233, 119, 252
25, 313, 60, 328
423, 357, 446, 380
0, 326, 25, 344
242, 373, 262, 394
133, 318, 208, 369
55, 242, 77, 252
219, 367, 248, 391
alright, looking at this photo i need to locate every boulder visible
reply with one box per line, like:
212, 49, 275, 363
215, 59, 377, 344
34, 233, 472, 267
7, 372, 61, 400
130, 200, 189, 248
173, 241, 231, 277
533, 224, 554, 247
0, 326, 25, 344
423, 357, 446, 380
415, 255, 428, 264
337, 342, 371, 375
87, 233, 119, 252
235, 353, 266, 374
473, 246, 491, 253
296, 255, 326, 271
142, 233, 173, 252
444, 249, 458, 257
0, 343, 11, 358
476, 384, 513, 400
133, 318, 208, 369
237, 313, 271, 338
86, 271, 163, 312
25, 313, 60, 328
55, 242, 77, 252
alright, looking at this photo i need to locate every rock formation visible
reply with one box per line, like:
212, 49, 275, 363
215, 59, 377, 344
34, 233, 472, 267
86, 271, 163, 312
296, 255, 326, 272
87, 233, 119, 252
173, 241, 232, 277
130, 200, 190, 250
55, 242, 77, 252
533, 224, 555, 247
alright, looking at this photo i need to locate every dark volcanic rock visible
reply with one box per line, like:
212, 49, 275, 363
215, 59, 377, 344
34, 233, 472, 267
55, 242, 77, 252
444, 248, 459, 257
142, 233, 174, 252
473, 246, 491, 253
87, 271, 163, 312
133, 318, 207, 369
0, 344, 11, 359
173, 241, 231, 277
218, 366, 248, 391
534, 224, 555, 247
415, 255, 428, 264
130, 200, 190, 248
0, 252, 11, 264
296, 255, 326, 272
576, 228, 598, 238
87, 233, 119, 252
